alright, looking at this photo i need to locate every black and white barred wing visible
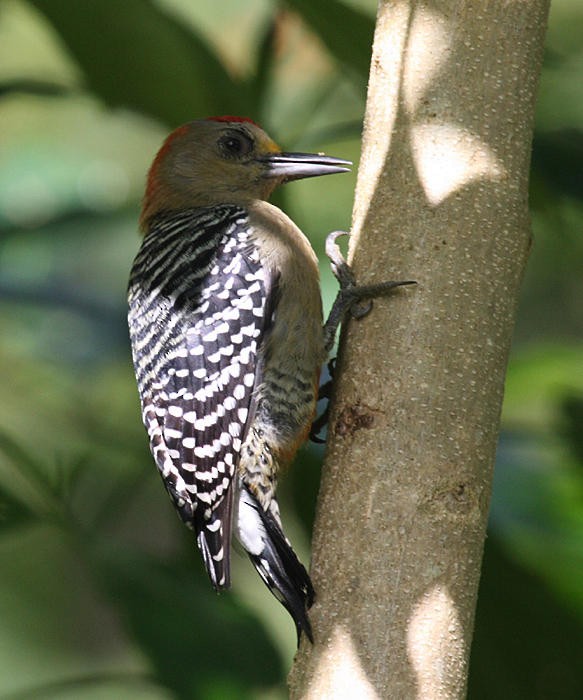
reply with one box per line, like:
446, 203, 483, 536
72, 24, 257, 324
128, 207, 274, 589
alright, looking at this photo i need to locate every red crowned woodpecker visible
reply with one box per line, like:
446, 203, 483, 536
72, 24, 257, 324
128, 117, 411, 642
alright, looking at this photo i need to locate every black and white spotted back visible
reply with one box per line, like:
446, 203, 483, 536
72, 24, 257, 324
128, 205, 275, 588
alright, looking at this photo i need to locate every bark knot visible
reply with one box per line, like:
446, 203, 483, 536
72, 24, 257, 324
333, 401, 376, 438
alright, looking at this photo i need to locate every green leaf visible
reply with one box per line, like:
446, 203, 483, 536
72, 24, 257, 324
532, 129, 583, 202
30, 0, 246, 125
284, 0, 375, 84
502, 345, 583, 431
0, 482, 35, 533
491, 430, 583, 615
469, 537, 583, 699
0, 79, 71, 99
0, 430, 85, 532
247, 16, 277, 120
561, 393, 583, 465
0, 430, 55, 523
95, 547, 283, 699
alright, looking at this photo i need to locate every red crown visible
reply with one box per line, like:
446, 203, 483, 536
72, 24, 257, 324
207, 115, 260, 127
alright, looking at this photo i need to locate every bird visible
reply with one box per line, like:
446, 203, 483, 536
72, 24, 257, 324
127, 116, 352, 643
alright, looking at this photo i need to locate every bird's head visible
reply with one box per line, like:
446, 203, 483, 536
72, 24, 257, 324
140, 116, 350, 229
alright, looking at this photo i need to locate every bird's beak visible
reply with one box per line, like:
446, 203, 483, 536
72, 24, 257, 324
262, 152, 351, 182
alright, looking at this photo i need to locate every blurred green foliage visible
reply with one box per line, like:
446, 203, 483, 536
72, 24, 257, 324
0, 0, 581, 698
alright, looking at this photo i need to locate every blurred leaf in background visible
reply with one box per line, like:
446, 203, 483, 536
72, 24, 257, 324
0, 0, 581, 698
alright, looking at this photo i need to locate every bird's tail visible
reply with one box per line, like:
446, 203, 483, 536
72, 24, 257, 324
235, 486, 314, 644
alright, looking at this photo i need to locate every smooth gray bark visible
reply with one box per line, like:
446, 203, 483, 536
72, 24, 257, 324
289, 0, 550, 697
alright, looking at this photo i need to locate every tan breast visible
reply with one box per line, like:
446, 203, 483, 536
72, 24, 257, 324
247, 200, 325, 372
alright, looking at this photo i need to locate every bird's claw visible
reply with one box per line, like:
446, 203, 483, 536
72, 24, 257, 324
322, 230, 416, 352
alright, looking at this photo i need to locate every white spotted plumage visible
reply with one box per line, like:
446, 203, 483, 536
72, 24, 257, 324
128, 118, 354, 643
128, 205, 274, 588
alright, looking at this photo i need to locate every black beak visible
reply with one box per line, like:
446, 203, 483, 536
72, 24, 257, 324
263, 152, 351, 182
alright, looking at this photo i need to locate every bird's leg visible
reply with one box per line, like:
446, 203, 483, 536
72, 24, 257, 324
322, 230, 416, 353
311, 232, 415, 440
309, 359, 336, 443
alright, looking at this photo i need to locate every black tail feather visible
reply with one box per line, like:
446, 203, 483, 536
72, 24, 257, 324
195, 495, 233, 590
240, 491, 314, 644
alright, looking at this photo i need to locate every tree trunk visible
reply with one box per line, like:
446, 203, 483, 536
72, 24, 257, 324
289, 0, 549, 697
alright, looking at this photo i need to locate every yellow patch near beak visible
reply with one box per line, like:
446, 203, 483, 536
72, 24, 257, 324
260, 136, 282, 155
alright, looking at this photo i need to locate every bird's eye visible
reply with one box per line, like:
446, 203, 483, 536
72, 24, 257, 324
218, 131, 254, 160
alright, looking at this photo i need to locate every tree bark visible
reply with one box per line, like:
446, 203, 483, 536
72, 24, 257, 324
289, 0, 549, 697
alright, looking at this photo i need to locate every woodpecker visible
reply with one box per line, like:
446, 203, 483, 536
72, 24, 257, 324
128, 116, 410, 643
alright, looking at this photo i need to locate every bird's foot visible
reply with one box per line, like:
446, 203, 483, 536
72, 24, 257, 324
322, 230, 416, 352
